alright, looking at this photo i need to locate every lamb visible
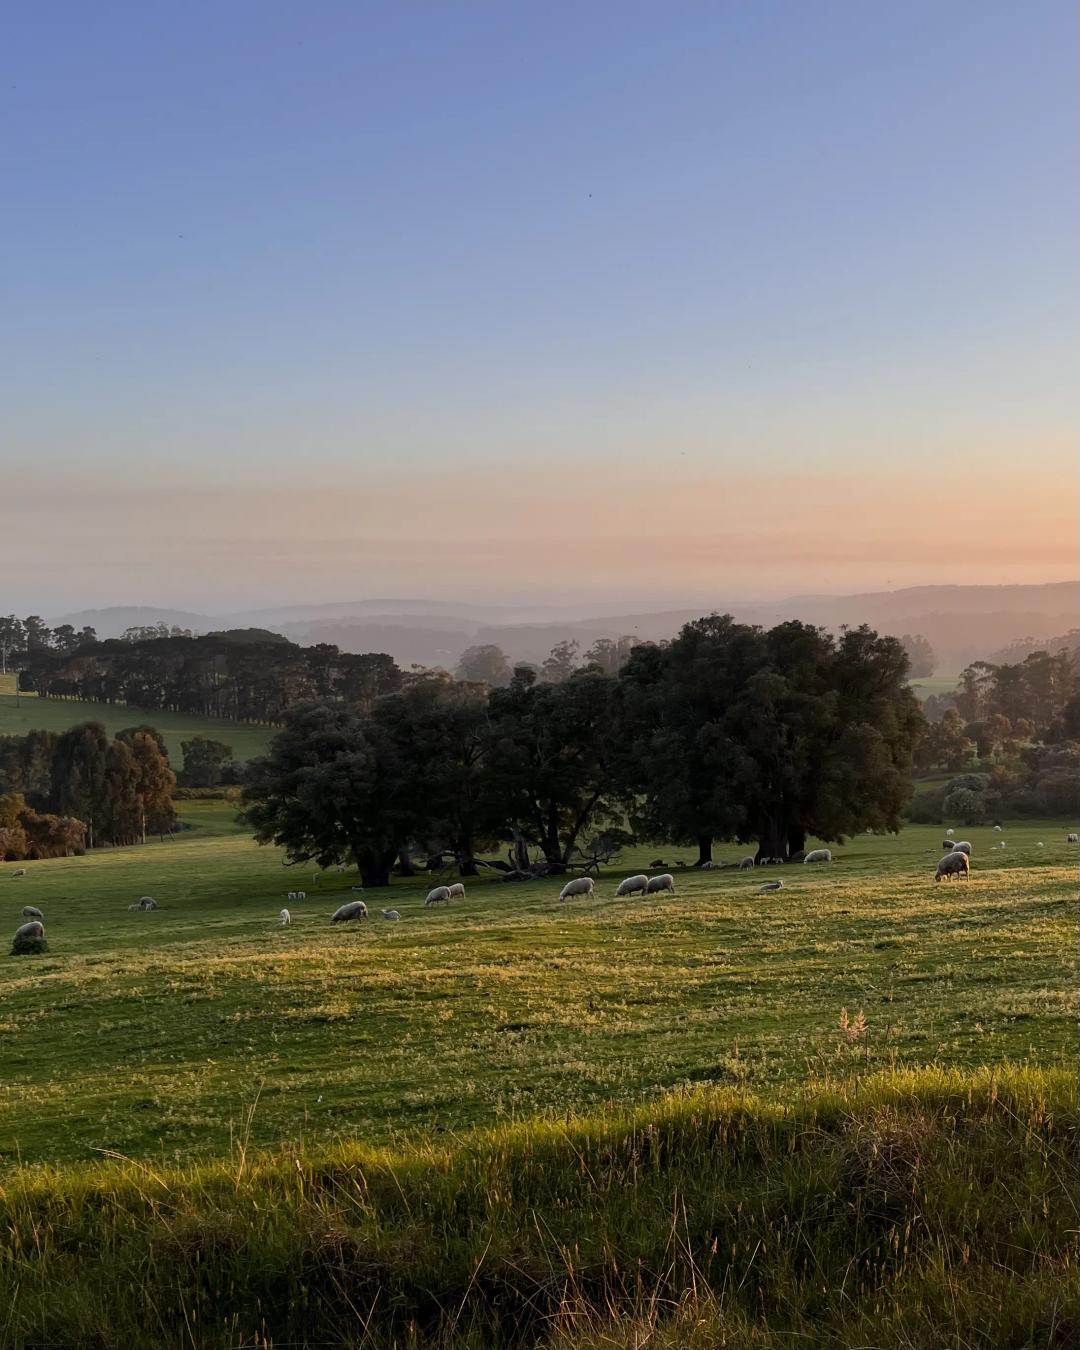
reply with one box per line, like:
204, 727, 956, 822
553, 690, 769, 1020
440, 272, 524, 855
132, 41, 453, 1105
1068, 834, 1078, 844
739, 856, 755, 870
279, 908, 291, 925
645, 873, 675, 895
615, 874, 649, 897
21, 906, 44, 919
331, 900, 368, 923
950, 841, 972, 856
13, 920, 44, 940
425, 886, 452, 906
759, 879, 784, 893
380, 908, 401, 920
559, 876, 595, 902
447, 883, 466, 900
935, 851, 970, 882
803, 849, 831, 864
130, 896, 156, 910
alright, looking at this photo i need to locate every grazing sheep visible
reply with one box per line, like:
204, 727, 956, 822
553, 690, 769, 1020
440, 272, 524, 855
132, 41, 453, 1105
13, 920, 44, 940
998, 841, 1006, 849
1068, 833, 1078, 843
739, 856, 755, 870
788, 849, 808, 863
135, 897, 156, 910
649, 859, 667, 869
447, 883, 466, 900
21, 906, 43, 919
615, 874, 649, 897
425, 885, 452, 906
645, 873, 675, 895
559, 876, 595, 902
935, 851, 970, 882
803, 849, 831, 864
951, 841, 972, 856
380, 908, 401, 920
10, 868, 26, 878
331, 900, 368, 923
279, 908, 291, 925
759, 879, 784, 893
296, 891, 306, 900
945, 828, 954, 835
994, 825, 1003, 832
1037, 842, 1044, 848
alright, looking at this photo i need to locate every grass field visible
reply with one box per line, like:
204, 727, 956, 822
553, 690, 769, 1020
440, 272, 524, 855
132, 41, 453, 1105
0, 691, 274, 767
1, 804, 1075, 1169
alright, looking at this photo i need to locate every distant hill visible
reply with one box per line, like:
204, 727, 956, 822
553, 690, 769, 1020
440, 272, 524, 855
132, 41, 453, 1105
50, 581, 1079, 674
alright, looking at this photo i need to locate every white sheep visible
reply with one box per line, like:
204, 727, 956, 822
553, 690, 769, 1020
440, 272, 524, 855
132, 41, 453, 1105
425, 886, 452, 906
615, 874, 649, 897
296, 890, 306, 900
380, 908, 401, 920
759, 879, 783, 893
803, 849, 831, 864
645, 873, 675, 895
950, 841, 972, 856
1068, 833, 1078, 844
10, 868, 26, 878
279, 908, 291, 925
994, 825, 1003, 832
945, 828, 954, 835
1037, 842, 1044, 848
935, 851, 970, 882
331, 900, 368, 923
21, 906, 44, 919
12, 920, 44, 940
559, 876, 595, 902
287, 891, 297, 901
738, 856, 755, 870
447, 883, 466, 900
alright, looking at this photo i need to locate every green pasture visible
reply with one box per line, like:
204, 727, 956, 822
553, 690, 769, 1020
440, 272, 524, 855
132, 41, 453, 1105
1, 804, 1075, 1168
0, 691, 274, 767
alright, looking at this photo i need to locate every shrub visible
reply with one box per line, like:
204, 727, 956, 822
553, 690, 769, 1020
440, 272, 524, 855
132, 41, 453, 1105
942, 786, 987, 826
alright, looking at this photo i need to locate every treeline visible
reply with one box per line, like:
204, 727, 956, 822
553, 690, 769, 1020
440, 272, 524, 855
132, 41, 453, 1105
18, 633, 403, 724
0, 724, 175, 855
0, 614, 97, 672
243, 616, 924, 886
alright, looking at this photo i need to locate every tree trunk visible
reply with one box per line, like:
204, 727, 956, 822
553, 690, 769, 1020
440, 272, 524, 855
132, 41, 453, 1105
357, 844, 396, 888
786, 824, 806, 857
755, 817, 787, 863
695, 834, 713, 866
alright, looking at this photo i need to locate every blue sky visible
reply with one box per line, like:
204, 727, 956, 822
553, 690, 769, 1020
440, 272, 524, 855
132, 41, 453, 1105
2, 1, 1076, 611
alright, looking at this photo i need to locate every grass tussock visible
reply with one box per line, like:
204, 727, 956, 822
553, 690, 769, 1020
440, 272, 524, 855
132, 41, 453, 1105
0, 1064, 1075, 1349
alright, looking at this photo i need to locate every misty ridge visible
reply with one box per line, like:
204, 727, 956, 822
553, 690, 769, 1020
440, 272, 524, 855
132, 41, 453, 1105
53, 579, 1080, 674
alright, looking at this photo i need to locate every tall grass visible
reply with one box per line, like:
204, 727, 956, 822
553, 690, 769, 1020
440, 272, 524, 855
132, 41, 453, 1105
1, 1065, 1074, 1348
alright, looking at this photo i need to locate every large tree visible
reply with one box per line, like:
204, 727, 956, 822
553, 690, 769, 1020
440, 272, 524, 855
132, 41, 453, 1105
619, 616, 923, 861
484, 668, 622, 869
456, 644, 512, 688
242, 703, 418, 887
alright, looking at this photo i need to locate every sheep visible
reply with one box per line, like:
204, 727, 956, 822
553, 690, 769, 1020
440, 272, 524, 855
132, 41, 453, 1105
426, 885, 452, 906
559, 876, 595, 902
803, 849, 831, 864
380, 908, 401, 920
21, 906, 44, 919
739, 856, 755, 870
951, 841, 972, 856
10, 868, 26, 878
935, 851, 970, 882
279, 908, 291, 925
1037, 842, 1044, 848
287, 891, 297, 901
331, 900, 368, 923
447, 883, 466, 900
649, 859, 667, 869
945, 828, 954, 835
13, 920, 44, 940
994, 825, 1003, 832
1068, 833, 1078, 844
350, 884, 365, 892
615, 874, 649, 897
759, 879, 784, 893
133, 897, 156, 910
645, 873, 675, 895
295, 891, 306, 901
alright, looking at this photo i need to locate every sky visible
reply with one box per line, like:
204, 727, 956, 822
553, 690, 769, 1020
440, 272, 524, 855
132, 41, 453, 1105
2, 1, 1076, 616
